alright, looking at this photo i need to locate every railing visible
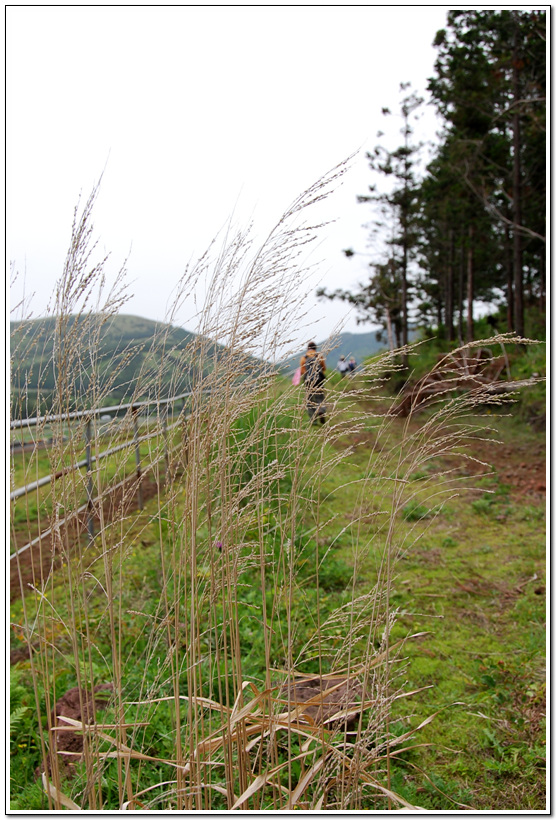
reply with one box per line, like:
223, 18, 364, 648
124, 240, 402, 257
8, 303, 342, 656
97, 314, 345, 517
10, 391, 195, 559
10, 392, 193, 429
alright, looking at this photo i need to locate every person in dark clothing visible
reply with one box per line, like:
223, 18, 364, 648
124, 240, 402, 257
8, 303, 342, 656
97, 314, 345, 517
299, 341, 326, 424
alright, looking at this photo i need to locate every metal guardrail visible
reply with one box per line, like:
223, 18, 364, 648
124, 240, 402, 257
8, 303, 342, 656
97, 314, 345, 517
10, 391, 195, 556
10, 423, 186, 561
10, 391, 194, 429
10, 420, 182, 501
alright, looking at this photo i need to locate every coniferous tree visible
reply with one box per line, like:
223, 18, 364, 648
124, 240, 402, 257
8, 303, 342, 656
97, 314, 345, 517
428, 10, 546, 334
321, 85, 423, 363
325, 10, 545, 349
318, 257, 402, 351
358, 85, 423, 355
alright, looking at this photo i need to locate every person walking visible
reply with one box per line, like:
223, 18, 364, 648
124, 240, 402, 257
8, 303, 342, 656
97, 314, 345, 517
300, 341, 326, 424
337, 355, 350, 378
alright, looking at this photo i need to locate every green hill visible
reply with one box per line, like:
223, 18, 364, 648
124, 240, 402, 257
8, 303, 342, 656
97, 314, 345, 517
10, 313, 259, 418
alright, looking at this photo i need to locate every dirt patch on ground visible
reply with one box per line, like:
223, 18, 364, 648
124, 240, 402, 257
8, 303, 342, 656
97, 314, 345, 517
403, 412, 545, 502
44, 683, 114, 777
451, 573, 543, 606
10, 474, 163, 604
342, 398, 545, 502
278, 676, 363, 730
470, 438, 546, 499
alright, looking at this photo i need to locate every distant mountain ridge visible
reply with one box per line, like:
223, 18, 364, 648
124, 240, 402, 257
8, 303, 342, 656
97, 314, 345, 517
10, 314, 410, 418
10, 313, 260, 417
279, 330, 387, 374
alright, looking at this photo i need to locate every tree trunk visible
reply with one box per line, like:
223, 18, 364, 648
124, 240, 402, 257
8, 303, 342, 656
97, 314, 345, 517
401, 222, 409, 367
466, 225, 474, 343
457, 243, 465, 346
539, 252, 545, 309
385, 308, 395, 352
446, 229, 455, 341
512, 13, 524, 338
401, 251, 408, 350
504, 221, 514, 331
394, 320, 402, 350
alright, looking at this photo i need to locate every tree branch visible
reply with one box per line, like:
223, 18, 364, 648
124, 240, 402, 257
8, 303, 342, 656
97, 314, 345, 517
459, 168, 545, 243
492, 96, 546, 123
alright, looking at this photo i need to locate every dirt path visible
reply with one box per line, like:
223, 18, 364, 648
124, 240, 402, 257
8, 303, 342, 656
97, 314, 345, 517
348, 396, 545, 503
471, 437, 546, 498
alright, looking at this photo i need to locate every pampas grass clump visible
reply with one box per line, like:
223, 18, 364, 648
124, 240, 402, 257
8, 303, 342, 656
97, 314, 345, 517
10, 167, 538, 811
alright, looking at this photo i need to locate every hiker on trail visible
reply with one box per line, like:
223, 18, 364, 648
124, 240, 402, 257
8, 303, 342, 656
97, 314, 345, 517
300, 341, 326, 425
337, 355, 350, 378
348, 357, 356, 374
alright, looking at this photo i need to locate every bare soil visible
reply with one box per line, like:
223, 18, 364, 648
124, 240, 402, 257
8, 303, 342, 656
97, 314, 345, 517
473, 437, 546, 498
10, 474, 162, 605
38, 683, 114, 779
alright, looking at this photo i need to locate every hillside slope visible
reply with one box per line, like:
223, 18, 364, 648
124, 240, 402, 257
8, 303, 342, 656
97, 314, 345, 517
10, 313, 258, 417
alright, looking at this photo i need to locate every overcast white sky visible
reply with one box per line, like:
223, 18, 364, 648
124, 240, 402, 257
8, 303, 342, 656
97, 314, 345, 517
7, 5, 451, 347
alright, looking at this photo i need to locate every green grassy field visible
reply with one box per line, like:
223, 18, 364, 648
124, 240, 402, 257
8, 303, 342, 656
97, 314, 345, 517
328, 408, 546, 811
9, 369, 545, 811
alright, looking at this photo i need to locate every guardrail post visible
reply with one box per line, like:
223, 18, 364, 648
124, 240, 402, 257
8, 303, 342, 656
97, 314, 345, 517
132, 406, 143, 510
85, 418, 95, 542
163, 403, 169, 478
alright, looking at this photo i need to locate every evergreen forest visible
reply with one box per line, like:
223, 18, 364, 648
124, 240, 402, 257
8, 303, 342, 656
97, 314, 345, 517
320, 10, 546, 353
